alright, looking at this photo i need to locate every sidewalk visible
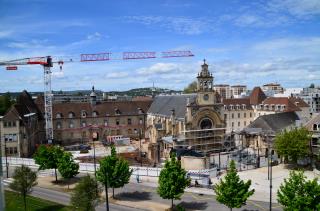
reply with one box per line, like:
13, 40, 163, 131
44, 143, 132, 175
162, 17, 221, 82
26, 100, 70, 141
134, 164, 320, 204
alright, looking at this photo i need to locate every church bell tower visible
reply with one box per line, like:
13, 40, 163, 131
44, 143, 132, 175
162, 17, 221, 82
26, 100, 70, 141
196, 60, 215, 105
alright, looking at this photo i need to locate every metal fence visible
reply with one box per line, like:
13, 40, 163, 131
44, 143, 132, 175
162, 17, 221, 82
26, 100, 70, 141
1, 157, 217, 178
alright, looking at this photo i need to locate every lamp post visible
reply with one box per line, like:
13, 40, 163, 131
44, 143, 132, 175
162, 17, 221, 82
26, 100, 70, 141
92, 130, 98, 178
0, 136, 5, 210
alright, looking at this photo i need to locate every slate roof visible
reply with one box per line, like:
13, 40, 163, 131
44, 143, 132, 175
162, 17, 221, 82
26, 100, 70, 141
305, 113, 320, 131
247, 112, 299, 133
147, 94, 196, 119
2, 91, 43, 122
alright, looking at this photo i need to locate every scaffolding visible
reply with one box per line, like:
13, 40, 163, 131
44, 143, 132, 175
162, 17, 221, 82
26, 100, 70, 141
174, 127, 235, 154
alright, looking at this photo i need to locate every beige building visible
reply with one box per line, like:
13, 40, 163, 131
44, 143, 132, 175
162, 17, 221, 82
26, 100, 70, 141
147, 61, 229, 163
0, 91, 45, 157
230, 85, 247, 98
262, 83, 284, 95
213, 84, 230, 99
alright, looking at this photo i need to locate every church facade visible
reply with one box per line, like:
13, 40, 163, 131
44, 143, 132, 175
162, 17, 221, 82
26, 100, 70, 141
147, 61, 230, 163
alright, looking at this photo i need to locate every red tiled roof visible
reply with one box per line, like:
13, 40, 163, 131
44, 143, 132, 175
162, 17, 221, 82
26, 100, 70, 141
262, 97, 300, 112
288, 96, 309, 108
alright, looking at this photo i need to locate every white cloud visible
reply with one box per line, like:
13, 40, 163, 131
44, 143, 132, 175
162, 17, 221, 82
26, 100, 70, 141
87, 32, 102, 41
0, 30, 13, 39
267, 0, 320, 17
105, 72, 129, 79
123, 16, 214, 35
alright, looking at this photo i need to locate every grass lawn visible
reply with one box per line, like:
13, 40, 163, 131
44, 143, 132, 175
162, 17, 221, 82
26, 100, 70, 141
5, 190, 72, 211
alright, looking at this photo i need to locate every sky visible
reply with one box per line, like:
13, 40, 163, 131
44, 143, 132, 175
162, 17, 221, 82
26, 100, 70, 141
0, 0, 320, 92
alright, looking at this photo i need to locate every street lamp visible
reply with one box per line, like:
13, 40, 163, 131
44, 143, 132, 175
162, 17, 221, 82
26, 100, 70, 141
92, 130, 98, 178
135, 129, 142, 167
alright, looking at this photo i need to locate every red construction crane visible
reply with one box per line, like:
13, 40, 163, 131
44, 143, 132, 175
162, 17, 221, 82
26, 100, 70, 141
0, 50, 194, 144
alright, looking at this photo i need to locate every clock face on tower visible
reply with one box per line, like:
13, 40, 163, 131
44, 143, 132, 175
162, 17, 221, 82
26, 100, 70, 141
203, 94, 209, 101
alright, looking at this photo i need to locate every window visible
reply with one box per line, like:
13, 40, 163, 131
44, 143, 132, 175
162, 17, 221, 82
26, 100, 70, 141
104, 120, 108, 126
139, 118, 143, 125
128, 129, 132, 134
82, 131, 87, 138
8, 122, 11, 127
12, 121, 16, 127
92, 111, 98, 117
56, 122, 62, 129
56, 113, 63, 118
231, 113, 234, 119
70, 132, 74, 138
244, 113, 246, 118
81, 111, 87, 118
3, 122, 7, 127
313, 124, 317, 131
231, 122, 234, 127
81, 121, 86, 127
224, 114, 227, 120
128, 118, 132, 125
116, 129, 121, 135
69, 121, 74, 128
244, 121, 247, 126
68, 112, 74, 118
238, 113, 240, 118
250, 112, 252, 118
238, 122, 240, 127
116, 119, 120, 125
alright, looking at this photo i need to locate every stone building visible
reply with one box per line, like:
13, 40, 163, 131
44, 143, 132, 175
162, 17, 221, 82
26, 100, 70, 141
0, 91, 45, 157
147, 61, 229, 163
41, 87, 153, 145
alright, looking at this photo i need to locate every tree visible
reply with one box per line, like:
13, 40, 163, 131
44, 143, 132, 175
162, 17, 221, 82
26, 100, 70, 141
96, 145, 132, 199
58, 152, 79, 189
71, 175, 101, 211
183, 81, 197, 93
33, 145, 64, 182
277, 171, 320, 211
274, 128, 311, 164
9, 165, 38, 211
0, 92, 13, 115
309, 83, 315, 88
157, 153, 191, 209
214, 160, 255, 211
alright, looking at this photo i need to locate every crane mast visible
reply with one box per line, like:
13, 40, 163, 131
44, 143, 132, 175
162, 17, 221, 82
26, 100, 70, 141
43, 57, 53, 143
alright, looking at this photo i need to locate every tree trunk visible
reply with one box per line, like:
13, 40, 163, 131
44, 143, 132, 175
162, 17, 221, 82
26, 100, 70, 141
112, 188, 115, 198
23, 193, 27, 211
54, 168, 58, 182
230, 207, 232, 211
105, 183, 109, 211
171, 198, 173, 209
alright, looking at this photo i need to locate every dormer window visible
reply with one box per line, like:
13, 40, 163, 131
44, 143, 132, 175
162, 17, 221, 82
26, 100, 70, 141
56, 122, 62, 129
81, 111, 87, 118
313, 124, 317, 131
138, 108, 144, 114
242, 104, 246, 109
56, 113, 63, 119
115, 108, 121, 115
92, 111, 98, 117
68, 112, 75, 118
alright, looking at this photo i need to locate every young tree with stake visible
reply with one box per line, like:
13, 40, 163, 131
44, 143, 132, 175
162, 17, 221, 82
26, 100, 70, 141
9, 165, 38, 211
157, 153, 191, 209
71, 175, 101, 211
58, 151, 79, 189
214, 160, 255, 211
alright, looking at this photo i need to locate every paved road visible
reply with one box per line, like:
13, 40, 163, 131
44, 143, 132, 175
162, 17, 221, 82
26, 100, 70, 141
4, 166, 283, 210
113, 182, 283, 211
3, 181, 143, 211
